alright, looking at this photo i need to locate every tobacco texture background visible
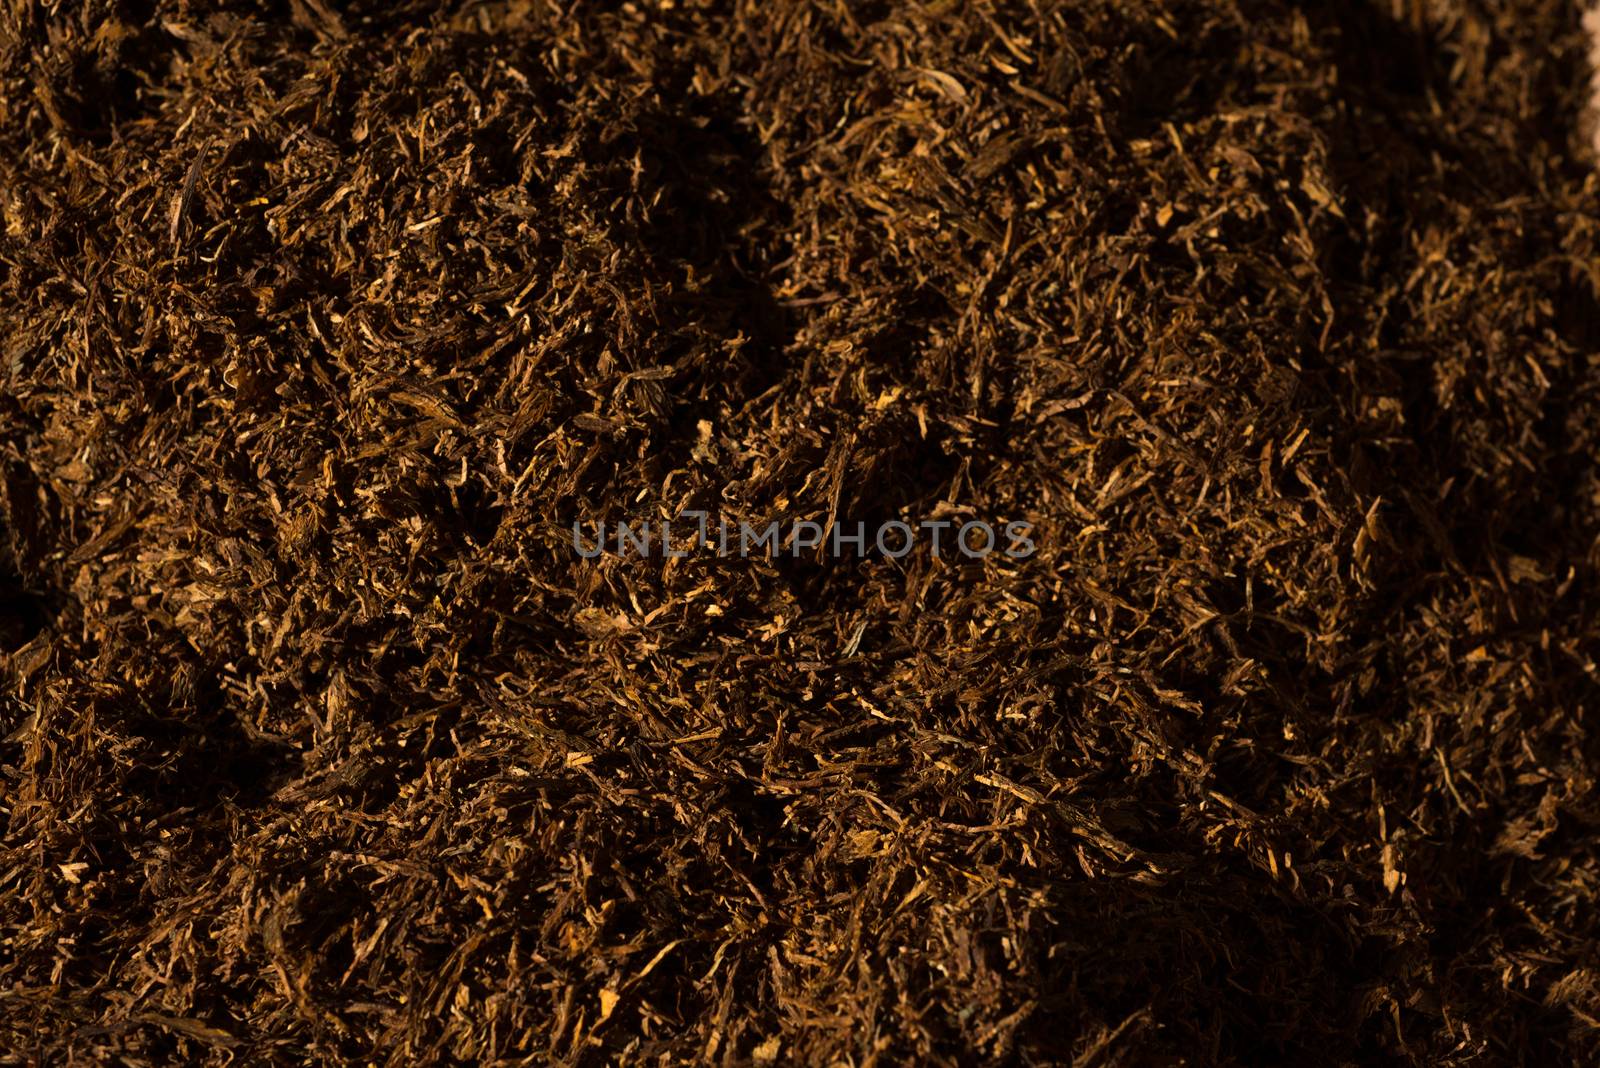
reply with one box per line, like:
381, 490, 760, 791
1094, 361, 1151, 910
2, 1, 1600, 1064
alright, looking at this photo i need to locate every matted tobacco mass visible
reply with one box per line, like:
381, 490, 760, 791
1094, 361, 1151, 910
1, 0, 1598, 1064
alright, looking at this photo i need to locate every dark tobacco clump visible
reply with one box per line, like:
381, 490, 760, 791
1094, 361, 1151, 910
2, 1, 1599, 1064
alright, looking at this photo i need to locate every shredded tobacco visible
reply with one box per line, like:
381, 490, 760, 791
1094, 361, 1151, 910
2, 1, 1599, 1064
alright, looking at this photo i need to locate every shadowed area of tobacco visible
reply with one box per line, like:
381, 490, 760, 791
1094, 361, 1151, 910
2, 1, 1599, 1064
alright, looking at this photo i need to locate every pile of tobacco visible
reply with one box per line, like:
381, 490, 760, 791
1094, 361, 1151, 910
3, 0, 1599, 1063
